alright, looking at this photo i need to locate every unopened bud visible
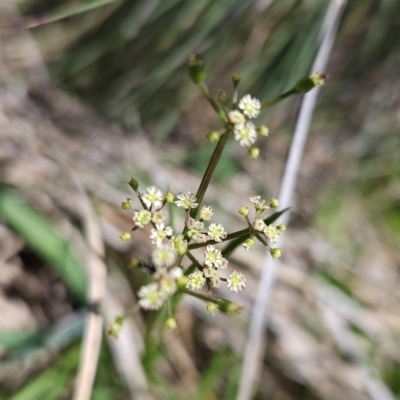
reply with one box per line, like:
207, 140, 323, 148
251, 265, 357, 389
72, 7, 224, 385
128, 178, 139, 191
107, 316, 124, 339
248, 147, 260, 159
187, 54, 205, 84
225, 302, 243, 314
119, 232, 131, 242
295, 73, 327, 93
164, 317, 177, 330
258, 125, 269, 137
277, 224, 286, 232
206, 302, 219, 316
269, 198, 279, 208
238, 206, 249, 217
231, 73, 241, 86
121, 199, 132, 210
176, 276, 188, 288
270, 248, 281, 259
165, 191, 174, 203
217, 90, 228, 104
207, 131, 220, 143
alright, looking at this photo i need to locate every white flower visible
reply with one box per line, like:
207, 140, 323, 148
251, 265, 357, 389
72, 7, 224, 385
150, 223, 173, 246
133, 210, 152, 228
142, 186, 164, 210
252, 219, 266, 232
264, 225, 279, 243
151, 211, 166, 224
175, 192, 199, 209
227, 270, 246, 293
208, 223, 227, 243
186, 271, 206, 291
249, 195, 269, 212
234, 121, 257, 148
228, 110, 246, 125
200, 205, 214, 221
238, 94, 261, 119
204, 245, 225, 269
138, 283, 167, 310
152, 244, 178, 269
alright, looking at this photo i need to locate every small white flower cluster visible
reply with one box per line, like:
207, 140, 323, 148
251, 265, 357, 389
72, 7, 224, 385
228, 94, 264, 149
121, 186, 248, 312
239, 195, 285, 255
182, 203, 228, 245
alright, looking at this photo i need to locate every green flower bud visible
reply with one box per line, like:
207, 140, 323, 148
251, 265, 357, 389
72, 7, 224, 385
164, 317, 177, 330
165, 191, 174, 203
176, 276, 188, 288
257, 125, 269, 137
248, 147, 260, 159
187, 54, 205, 84
128, 178, 139, 191
130, 259, 140, 269
207, 131, 220, 143
238, 206, 249, 217
107, 316, 124, 339
277, 224, 286, 232
231, 73, 241, 86
225, 302, 243, 314
294, 73, 327, 93
206, 302, 219, 316
217, 90, 228, 104
121, 199, 132, 210
269, 198, 279, 208
119, 232, 131, 242
270, 248, 281, 259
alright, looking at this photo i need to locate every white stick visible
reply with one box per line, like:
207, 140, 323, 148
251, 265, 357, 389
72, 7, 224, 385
237, 1, 348, 399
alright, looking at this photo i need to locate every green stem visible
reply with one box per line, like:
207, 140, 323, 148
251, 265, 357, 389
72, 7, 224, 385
190, 129, 231, 219
197, 83, 228, 123
179, 288, 218, 303
186, 250, 203, 270
261, 88, 297, 109
188, 226, 250, 250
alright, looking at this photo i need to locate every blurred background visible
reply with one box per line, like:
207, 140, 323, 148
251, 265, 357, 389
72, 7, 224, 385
1, 0, 400, 399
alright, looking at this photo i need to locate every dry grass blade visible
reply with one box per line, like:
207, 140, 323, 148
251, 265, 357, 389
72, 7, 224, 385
72, 178, 106, 400
237, 1, 349, 399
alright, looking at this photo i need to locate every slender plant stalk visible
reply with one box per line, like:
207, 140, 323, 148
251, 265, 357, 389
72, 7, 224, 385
261, 88, 297, 109
190, 129, 231, 219
197, 83, 228, 122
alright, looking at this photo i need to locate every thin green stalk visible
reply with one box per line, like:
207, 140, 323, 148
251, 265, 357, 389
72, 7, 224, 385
188, 227, 250, 250
190, 129, 231, 219
261, 88, 297, 109
197, 83, 228, 123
